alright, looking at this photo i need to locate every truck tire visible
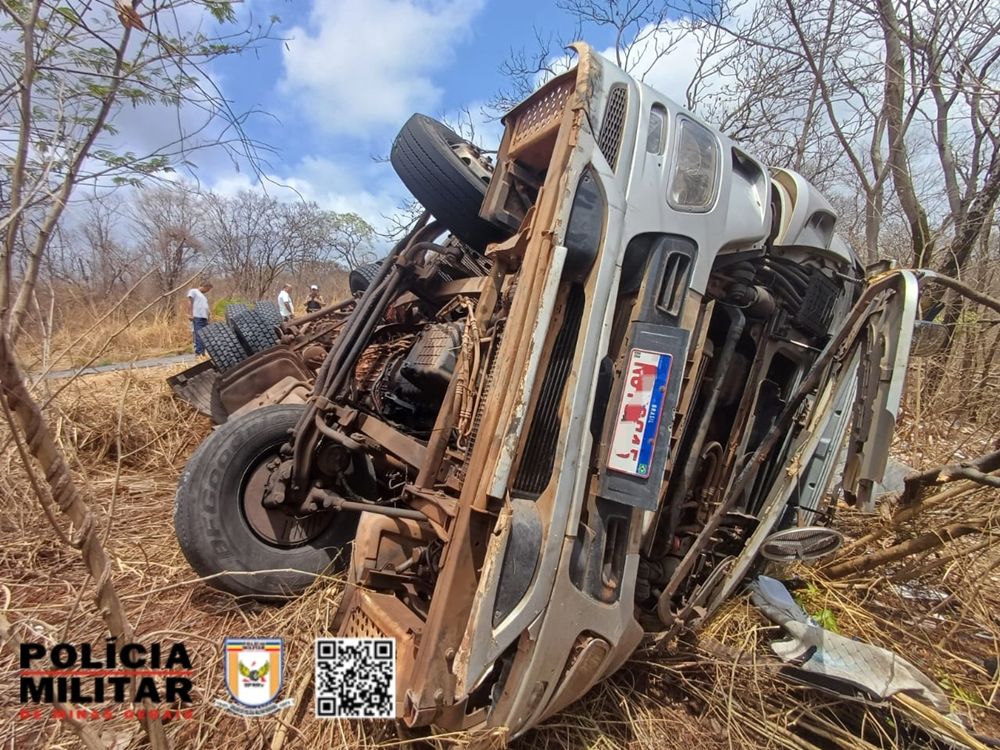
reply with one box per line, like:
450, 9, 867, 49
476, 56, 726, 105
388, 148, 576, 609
254, 300, 283, 329
198, 322, 248, 372
349, 259, 382, 295
173, 405, 359, 599
224, 302, 249, 324
390, 113, 505, 250
231, 310, 279, 354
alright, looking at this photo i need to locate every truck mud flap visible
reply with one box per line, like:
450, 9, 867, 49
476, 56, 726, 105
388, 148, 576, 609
167, 360, 226, 423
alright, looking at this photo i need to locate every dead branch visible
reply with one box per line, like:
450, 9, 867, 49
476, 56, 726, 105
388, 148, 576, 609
921, 273, 1000, 317
901, 448, 1000, 505
0, 330, 167, 749
893, 472, 996, 524
825, 522, 984, 578
890, 534, 997, 582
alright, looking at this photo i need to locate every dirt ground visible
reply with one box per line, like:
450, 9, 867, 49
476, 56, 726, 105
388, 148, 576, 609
1, 365, 998, 749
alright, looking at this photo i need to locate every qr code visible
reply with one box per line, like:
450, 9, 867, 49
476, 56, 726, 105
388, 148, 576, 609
314, 638, 396, 719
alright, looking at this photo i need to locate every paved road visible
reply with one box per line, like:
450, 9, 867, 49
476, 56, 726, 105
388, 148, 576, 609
42, 353, 197, 380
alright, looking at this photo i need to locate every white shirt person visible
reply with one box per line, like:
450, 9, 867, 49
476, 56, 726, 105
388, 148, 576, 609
186, 282, 213, 355
278, 284, 294, 320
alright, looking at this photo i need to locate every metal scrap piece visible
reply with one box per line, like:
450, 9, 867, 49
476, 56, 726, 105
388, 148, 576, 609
749, 576, 952, 714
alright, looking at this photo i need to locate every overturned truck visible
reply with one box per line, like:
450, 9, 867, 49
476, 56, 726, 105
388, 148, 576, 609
172, 43, 937, 738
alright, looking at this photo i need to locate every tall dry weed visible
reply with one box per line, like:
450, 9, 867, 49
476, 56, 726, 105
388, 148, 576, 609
1, 335, 998, 749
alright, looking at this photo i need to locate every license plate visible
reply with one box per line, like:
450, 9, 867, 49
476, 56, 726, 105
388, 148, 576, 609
607, 348, 673, 478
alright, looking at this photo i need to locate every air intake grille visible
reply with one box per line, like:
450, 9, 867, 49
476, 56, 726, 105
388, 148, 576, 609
512, 78, 575, 150
459, 320, 505, 481
342, 606, 383, 639
513, 286, 585, 497
598, 85, 628, 170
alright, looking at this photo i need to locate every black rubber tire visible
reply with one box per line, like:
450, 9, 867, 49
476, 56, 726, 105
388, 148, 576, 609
173, 405, 359, 599
231, 310, 279, 354
254, 300, 283, 329
349, 259, 383, 295
390, 113, 505, 249
224, 302, 249, 324
198, 322, 249, 372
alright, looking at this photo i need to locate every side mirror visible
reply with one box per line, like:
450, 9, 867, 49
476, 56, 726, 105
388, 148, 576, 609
910, 319, 950, 356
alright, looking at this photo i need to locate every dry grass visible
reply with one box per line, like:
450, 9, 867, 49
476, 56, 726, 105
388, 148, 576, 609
1, 356, 998, 749
19, 309, 192, 373
17, 268, 355, 373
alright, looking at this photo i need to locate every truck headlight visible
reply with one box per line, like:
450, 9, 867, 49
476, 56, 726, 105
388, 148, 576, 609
668, 117, 720, 212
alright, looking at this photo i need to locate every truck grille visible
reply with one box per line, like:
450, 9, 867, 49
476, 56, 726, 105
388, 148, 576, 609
513, 286, 585, 497
598, 85, 628, 170
459, 320, 505, 480
342, 606, 383, 638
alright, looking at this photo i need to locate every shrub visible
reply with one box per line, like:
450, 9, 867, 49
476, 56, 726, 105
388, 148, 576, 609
213, 295, 248, 319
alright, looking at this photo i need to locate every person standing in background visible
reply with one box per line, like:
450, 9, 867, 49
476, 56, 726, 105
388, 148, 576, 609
305, 284, 324, 314
278, 283, 294, 320
186, 281, 213, 355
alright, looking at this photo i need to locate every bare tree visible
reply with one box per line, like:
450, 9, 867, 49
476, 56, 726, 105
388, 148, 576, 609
329, 211, 377, 269
496, 0, 1000, 279
77, 197, 141, 296
0, 0, 276, 341
0, 4, 276, 747
132, 184, 207, 309
206, 191, 374, 299
489, 28, 580, 114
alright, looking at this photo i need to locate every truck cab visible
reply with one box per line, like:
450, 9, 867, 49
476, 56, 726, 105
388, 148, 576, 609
174, 43, 919, 739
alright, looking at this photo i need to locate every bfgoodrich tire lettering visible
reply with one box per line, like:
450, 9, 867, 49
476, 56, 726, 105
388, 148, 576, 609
173, 405, 358, 598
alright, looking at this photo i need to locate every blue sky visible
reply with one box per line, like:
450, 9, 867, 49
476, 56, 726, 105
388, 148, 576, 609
99, 0, 724, 240
192, 0, 610, 230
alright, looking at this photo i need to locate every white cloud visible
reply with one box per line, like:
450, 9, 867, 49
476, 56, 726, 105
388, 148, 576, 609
280, 155, 403, 221
208, 171, 257, 197
607, 23, 709, 108
280, 0, 485, 136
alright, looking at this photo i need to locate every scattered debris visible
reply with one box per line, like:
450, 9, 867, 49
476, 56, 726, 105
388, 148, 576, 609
750, 576, 951, 713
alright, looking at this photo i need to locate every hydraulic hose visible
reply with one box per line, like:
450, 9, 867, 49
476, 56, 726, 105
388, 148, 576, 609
290, 221, 447, 487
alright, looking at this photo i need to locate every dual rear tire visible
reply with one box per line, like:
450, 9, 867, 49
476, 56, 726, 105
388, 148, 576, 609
198, 303, 280, 372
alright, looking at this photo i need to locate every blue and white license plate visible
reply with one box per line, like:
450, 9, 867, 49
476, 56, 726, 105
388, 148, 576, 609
607, 348, 673, 478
